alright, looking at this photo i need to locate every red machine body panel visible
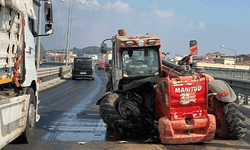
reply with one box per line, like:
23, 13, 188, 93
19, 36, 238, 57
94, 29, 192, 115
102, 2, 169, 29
155, 74, 215, 144
158, 114, 216, 144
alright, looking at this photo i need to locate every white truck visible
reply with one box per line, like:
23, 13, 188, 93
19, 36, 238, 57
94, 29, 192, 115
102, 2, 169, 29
0, 0, 54, 148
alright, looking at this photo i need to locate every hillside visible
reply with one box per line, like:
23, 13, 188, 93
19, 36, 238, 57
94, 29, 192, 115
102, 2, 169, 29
72, 46, 112, 56
46, 46, 111, 56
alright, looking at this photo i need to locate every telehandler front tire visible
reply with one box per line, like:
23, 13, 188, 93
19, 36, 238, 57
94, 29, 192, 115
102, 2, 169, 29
208, 97, 246, 140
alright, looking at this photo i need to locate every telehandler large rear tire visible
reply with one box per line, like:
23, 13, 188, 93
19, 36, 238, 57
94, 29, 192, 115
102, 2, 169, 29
208, 97, 246, 140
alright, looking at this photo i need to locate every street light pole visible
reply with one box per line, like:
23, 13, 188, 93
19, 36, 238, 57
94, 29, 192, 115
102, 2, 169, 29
220, 45, 236, 70
69, 16, 75, 54
62, 0, 72, 66
57, 15, 67, 62
61, 0, 84, 65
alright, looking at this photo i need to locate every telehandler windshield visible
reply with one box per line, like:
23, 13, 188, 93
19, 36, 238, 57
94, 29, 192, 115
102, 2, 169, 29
122, 47, 160, 78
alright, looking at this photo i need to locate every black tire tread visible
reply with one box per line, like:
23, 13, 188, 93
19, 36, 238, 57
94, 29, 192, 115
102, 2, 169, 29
223, 102, 246, 140
99, 93, 141, 135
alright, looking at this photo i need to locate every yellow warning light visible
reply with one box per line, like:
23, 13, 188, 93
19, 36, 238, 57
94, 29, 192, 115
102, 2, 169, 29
118, 29, 126, 36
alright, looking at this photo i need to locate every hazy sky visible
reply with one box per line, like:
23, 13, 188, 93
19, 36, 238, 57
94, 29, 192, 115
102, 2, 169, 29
38, 0, 250, 56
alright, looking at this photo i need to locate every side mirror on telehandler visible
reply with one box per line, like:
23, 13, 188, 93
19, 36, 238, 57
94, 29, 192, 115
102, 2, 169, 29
101, 43, 107, 54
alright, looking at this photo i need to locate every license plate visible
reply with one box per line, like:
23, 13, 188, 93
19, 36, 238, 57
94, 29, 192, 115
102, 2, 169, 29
80, 72, 86, 74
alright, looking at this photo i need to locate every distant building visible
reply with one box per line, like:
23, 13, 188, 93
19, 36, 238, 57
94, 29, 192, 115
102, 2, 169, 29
105, 51, 112, 63
193, 55, 214, 63
213, 58, 235, 65
98, 51, 112, 62
236, 54, 250, 63
45, 51, 77, 63
98, 54, 106, 62
206, 52, 228, 59
236, 61, 250, 66
192, 52, 249, 70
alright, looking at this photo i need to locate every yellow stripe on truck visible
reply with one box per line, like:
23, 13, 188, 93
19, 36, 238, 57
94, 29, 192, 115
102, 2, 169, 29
0, 78, 13, 85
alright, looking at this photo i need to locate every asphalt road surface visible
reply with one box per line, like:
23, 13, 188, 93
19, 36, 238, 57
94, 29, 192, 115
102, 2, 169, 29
2, 69, 250, 150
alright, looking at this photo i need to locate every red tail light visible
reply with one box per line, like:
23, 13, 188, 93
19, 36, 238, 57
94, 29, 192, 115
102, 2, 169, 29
218, 92, 228, 97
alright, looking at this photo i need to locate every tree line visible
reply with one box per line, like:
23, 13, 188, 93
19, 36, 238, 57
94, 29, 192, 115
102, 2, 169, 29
46, 46, 111, 56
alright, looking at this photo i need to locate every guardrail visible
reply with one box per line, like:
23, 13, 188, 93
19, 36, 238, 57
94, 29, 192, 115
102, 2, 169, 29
37, 66, 71, 82
41, 62, 66, 66
200, 67, 249, 105
204, 68, 250, 80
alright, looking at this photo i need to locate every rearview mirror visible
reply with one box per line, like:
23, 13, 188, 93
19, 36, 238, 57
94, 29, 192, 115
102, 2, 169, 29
44, 1, 53, 23
45, 24, 54, 35
190, 40, 197, 55
101, 43, 107, 54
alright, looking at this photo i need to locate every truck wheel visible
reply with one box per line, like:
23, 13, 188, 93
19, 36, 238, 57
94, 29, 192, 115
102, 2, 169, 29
20, 88, 36, 143
208, 97, 246, 140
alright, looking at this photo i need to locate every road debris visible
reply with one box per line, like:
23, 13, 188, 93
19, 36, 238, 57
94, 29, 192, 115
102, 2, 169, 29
118, 141, 128, 144
76, 141, 86, 145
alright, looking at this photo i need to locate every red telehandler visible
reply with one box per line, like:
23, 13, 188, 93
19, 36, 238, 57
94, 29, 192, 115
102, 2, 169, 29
97, 29, 246, 144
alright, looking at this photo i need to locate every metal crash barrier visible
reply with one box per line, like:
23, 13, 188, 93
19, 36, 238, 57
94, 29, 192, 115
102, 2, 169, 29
202, 68, 250, 105
37, 66, 71, 82
204, 68, 250, 80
